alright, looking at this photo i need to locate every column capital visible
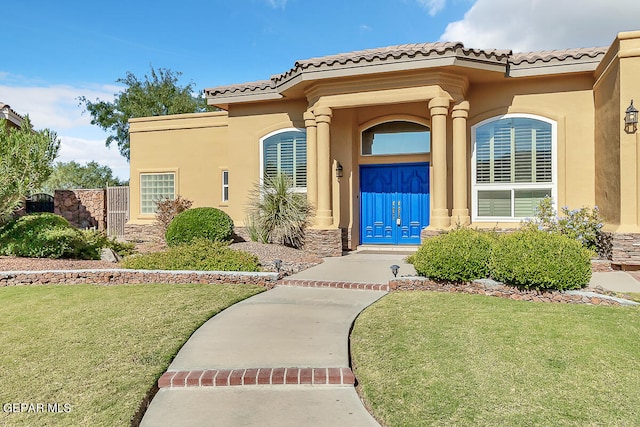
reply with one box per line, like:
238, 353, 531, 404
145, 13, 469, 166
315, 106, 332, 124
452, 100, 470, 119
304, 111, 316, 127
428, 97, 450, 116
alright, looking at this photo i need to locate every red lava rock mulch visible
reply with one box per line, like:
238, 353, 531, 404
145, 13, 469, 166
0, 256, 119, 271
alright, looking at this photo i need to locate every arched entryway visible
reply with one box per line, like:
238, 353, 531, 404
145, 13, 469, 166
359, 120, 431, 245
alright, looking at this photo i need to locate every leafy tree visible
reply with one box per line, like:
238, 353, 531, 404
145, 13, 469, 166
79, 66, 207, 160
0, 117, 60, 223
39, 161, 127, 194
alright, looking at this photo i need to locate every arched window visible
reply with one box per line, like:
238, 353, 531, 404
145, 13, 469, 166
260, 129, 307, 191
361, 121, 430, 156
472, 115, 557, 220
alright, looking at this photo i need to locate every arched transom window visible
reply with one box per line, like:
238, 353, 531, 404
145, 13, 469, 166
472, 114, 557, 220
362, 121, 430, 156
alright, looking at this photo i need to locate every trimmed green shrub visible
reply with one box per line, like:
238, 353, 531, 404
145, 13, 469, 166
0, 213, 134, 260
0, 213, 83, 258
165, 207, 234, 247
121, 239, 259, 271
408, 228, 494, 282
490, 229, 592, 291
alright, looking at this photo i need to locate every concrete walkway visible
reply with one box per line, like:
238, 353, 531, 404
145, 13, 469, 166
589, 271, 640, 293
288, 252, 416, 284
140, 252, 640, 426
141, 286, 385, 427
284, 251, 640, 294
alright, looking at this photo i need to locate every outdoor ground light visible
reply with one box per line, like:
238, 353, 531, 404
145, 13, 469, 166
625, 99, 638, 133
274, 259, 282, 272
335, 162, 343, 178
390, 264, 400, 277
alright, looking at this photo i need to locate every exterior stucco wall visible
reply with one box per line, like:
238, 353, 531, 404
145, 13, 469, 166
129, 112, 230, 224
593, 31, 640, 233
467, 74, 596, 229
225, 99, 309, 225
594, 49, 621, 226
617, 34, 640, 232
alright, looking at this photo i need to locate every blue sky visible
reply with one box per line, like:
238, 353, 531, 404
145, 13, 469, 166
2, 0, 639, 180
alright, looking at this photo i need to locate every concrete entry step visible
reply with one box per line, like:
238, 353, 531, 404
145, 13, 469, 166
355, 244, 419, 254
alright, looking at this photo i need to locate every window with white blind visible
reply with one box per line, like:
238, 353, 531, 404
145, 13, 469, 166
261, 129, 307, 191
140, 172, 175, 214
472, 115, 556, 220
221, 170, 229, 202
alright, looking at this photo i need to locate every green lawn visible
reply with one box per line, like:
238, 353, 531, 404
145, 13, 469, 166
0, 283, 263, 426
351, 292, 640, 427
624, 292, 640, 303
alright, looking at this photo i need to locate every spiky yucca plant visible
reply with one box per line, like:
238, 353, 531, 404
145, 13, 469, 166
246, 173, 312, 248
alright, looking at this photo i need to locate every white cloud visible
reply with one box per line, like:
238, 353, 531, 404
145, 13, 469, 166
57, 135, 129, 181
0, 83, 129, 180
440, 0, 640, 51
0, 83, 119, 132
417, 0, 446, 16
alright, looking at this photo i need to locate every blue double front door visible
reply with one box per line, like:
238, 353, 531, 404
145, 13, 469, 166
360, 163, 430, 245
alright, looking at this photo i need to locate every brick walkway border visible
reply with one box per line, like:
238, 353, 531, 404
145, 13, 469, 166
278, 279, 388, 291
158, 367, 356, 388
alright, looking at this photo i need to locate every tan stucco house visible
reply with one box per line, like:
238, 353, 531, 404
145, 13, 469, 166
127, 30, 640, 263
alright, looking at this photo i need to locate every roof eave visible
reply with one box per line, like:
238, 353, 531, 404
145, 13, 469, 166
508, 59, 602, 77
207, 91, 283, 109
0, 104, 25, 127
273, 55, 508, 96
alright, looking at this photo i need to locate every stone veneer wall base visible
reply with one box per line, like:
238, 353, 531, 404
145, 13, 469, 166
304, 228, 342, 257
125, 223, 163, 244
420, 228, 445, 242
0, 269, 279, 288
610, 232, 640, 266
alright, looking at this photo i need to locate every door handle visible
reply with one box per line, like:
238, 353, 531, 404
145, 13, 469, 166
392, 201, 396, 218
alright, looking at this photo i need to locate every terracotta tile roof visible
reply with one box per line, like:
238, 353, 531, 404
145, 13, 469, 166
276, 41, 512, 81
205, 42, 607, 101
510, 46, 607, 65
205, 80, 276, 97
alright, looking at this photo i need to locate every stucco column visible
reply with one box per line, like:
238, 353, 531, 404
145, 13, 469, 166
452, 101, 470, 226
315, 107, 333, 228
429, 97, 451, 229
304, 111, 318, 212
